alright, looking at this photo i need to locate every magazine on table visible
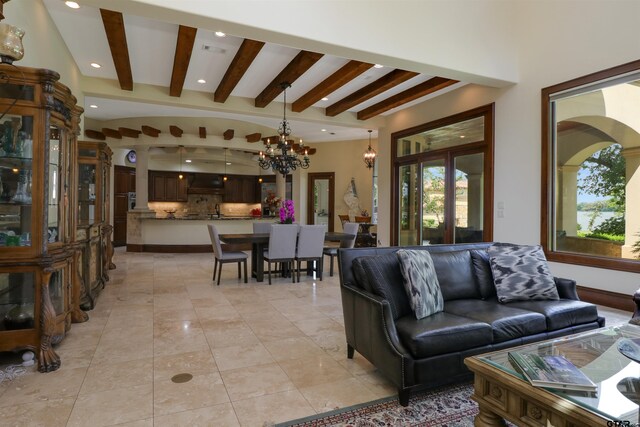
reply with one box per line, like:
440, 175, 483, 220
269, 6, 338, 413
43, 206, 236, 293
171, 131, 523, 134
508, 352, 597, 392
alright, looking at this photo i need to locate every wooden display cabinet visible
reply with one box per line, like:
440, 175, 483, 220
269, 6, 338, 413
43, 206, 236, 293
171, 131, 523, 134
0, 65, 84, 372
76, 141, 113, 310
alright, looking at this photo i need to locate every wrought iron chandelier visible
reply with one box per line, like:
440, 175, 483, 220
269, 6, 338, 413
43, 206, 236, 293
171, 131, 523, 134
363, 129, 376, 168
258, 82, 310, 177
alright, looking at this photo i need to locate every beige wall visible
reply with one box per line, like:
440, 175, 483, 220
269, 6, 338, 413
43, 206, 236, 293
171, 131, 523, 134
305, 137, 377, 229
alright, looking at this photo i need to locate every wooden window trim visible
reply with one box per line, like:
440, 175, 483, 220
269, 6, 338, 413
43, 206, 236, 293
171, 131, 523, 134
541, 59, 640, 273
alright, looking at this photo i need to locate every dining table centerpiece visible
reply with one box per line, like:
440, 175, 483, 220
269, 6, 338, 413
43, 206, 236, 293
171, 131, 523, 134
279, 199, 295, 224
264, 191, 281, 216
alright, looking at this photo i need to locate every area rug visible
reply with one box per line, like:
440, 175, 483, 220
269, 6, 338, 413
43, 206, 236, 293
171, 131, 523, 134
276, 383, 479, 427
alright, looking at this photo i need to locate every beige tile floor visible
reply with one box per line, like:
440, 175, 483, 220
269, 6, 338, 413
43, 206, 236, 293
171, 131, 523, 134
0, 248, 632, 426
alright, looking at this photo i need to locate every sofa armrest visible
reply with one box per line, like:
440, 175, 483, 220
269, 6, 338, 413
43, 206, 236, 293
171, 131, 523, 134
341, 283, 414, 389
554, 277, 579, 300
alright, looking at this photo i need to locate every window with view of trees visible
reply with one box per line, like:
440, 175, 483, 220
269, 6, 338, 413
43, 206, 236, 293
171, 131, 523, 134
542, 61, 640, 272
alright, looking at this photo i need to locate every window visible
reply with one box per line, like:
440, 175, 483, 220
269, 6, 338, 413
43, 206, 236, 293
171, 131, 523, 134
542, 60, 640, 272
391, 105, 494, 246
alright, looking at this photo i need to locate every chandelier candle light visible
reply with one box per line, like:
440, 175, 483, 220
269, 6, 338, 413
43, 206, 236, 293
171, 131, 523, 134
363, 129, 376, 169
258, 82, 310, 177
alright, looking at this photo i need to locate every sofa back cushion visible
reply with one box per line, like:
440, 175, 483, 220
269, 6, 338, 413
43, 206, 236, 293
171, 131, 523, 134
430, 250, 480, 301
470, 249, 497, 299
354, 253, 412, 320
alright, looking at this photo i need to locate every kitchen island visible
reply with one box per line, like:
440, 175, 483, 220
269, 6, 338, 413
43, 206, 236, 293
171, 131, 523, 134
129, 216, 276, 252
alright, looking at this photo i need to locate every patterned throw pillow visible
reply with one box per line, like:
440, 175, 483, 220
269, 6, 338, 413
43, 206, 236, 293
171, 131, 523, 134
487, 243, 559, 303
396, 249, 444, 319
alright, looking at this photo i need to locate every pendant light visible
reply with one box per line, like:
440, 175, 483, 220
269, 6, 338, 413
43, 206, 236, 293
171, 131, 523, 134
178, 145, 184, 179
223, 148, 228, 182
363, 130, 376, 169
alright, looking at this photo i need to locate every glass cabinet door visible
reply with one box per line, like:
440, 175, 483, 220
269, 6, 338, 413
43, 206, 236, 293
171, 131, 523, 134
78, 162, 96, 225
48, 126, 62, 244
0, 114, 34, 247
0, 271, 35, 331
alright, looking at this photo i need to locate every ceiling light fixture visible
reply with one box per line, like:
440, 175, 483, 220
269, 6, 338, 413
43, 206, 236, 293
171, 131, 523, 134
89, 104, 98, 109
178, 145, 184, 180
197, 79, 206, 84
257, 82, 310, 177
321, 129, 327, 132
363, 130, 376, 169
373, 64, 384, 69
90, 62, 101, 69
215, 31, 226, 37
223, 148, 228, 181
321, 97, 329, 101
65, 1, 80, 9
185, 159, 192, 163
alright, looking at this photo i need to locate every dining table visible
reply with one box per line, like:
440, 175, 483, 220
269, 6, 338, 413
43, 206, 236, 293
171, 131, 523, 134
218, 231, 355, 282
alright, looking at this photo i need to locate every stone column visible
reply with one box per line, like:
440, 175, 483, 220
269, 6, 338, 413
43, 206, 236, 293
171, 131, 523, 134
622, 147, 640, 258
466, 173, 483, 229
276, 172, 286, 203
134, 145, 151, 211
558, 165, 579, 236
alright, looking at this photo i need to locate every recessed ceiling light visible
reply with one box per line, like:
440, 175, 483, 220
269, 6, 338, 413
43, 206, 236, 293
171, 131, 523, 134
226, 162, 232, 166
321, 129, 327, 132
373, 64, 384, 69
90, 62, 101, 69
215, 31, 226, 37
185, 159, 192, 163
197, 79, 206, 84
460, 135, 465, 139
89, 104, 98, 109
321, 97, 329, 101
65, 1, 80, 9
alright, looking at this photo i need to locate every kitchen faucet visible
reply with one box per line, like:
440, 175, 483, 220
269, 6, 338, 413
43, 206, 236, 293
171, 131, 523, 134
214, 203, 220, 218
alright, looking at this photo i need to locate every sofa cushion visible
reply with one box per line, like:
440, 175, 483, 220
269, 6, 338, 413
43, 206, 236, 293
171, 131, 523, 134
355, 253, 412, 320
470, 249, 496, 299
488, 243, 559, 303
396, 249, 444, 319
396, 312, 493, 358
430, 250, 480, 301
351, 257, 373, 293
445, 299, 547, 343
506, 300, 599, 331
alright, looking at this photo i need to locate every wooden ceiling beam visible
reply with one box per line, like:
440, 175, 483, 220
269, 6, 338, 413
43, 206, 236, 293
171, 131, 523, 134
326, 69, 419, 117
357, 77, 459, 120
169, 25, 197, 97
261, 135, 279, 144
307, 148, 317, 155
169, 125, 183, 137
214, 39, 265, 103
84, 129, 106, 140
254, 51, 324, 108
223, 129, 234, 140
102, 128, 122, 139
141, 125, 161, 137
199, 127, 206, 138
292, 61, 373, 113
100, 9, 133, 91
118, 127, 141, 138
245, 133, 262, 143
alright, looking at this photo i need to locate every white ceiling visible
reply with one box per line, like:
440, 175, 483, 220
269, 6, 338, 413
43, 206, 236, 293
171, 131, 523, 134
43, 0, 466, 143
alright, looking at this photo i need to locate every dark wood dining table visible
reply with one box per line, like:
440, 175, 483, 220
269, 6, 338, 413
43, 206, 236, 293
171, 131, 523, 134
218, 232, 355, 282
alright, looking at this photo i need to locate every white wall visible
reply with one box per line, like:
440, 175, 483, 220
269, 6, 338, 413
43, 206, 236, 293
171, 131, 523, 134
380, 1, 640, 295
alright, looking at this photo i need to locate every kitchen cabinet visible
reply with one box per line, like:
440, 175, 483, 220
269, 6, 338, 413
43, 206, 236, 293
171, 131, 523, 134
149, 170, 187, 202
0, 65, 83, 372
224, 174, 259, 203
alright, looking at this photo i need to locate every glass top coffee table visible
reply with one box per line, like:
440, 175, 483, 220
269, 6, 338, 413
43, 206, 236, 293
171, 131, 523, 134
465, 323, 640, 426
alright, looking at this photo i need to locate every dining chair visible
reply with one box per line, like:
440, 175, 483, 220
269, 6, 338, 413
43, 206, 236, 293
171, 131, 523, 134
338, 214, 350, 229
323, 222, 359, 277
253, 222, 272, 234
207, 224, 248, 286
295, 225, 326, 282
263, 224, 298, 285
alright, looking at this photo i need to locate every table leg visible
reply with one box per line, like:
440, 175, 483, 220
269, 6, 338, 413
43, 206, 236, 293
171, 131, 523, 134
253, 242, 264, 282
475, 405, 507, 427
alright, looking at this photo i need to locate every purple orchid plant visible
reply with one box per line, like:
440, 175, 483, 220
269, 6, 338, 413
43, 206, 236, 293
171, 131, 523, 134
279, 199, 295, 224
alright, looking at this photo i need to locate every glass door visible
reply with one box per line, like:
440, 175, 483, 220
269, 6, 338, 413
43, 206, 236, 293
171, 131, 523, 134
454, 152, 484, 243
422, 159, 446, 245
307, 172, 334, 231
398, 163, 420, 246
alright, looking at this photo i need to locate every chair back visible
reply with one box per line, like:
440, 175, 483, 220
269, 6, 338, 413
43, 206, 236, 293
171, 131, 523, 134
267, 224, 298, 259
207, 224, 223, 258
340, 222, 360, 249
338, 214, 350, 228
253, 222, 272, 234
297, 225, 326, 258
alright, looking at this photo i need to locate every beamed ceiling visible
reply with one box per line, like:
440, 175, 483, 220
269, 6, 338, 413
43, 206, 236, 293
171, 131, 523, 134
43, 1, 467, 144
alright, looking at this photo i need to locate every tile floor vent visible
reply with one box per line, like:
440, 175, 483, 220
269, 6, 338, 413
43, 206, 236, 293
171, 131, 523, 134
171, 373, 193, 384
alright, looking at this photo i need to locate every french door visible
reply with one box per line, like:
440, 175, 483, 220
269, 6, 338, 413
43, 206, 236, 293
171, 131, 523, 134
392, 105, 494, 246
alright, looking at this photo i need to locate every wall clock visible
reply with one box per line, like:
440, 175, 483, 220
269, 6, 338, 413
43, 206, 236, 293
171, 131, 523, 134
126, 150, 136, 163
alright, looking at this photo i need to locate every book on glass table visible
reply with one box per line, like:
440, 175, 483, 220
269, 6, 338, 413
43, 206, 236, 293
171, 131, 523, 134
508, 352, 597, 393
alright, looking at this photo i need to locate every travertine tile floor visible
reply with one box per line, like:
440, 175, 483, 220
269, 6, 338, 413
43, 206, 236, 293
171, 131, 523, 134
0, 248, 632, 426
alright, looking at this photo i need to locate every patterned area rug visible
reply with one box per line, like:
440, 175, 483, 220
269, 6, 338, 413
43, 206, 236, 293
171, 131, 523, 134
276, 383, 479, 427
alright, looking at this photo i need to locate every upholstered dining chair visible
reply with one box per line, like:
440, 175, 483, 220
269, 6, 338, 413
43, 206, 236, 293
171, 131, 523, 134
323, 222, 359, 277
252, 222, 272, 234
207, 224, 248, 286
263, 224, 298, 285
338, 214, 350, 229
295, 225, 326, 282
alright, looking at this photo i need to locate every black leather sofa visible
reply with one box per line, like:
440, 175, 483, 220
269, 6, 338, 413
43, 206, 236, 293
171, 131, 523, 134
338, 243, 605, 406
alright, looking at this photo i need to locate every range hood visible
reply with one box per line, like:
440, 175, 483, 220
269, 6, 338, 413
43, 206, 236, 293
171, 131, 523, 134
187, 173, 225, 194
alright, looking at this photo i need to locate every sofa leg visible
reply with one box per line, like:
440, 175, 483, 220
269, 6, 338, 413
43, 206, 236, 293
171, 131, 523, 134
347, 344, 354, 359
398, 389, 410, 407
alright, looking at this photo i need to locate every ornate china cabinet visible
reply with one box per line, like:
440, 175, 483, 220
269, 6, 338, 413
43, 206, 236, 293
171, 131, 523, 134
0, 65, 84, 372
76, 140, 113, 310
